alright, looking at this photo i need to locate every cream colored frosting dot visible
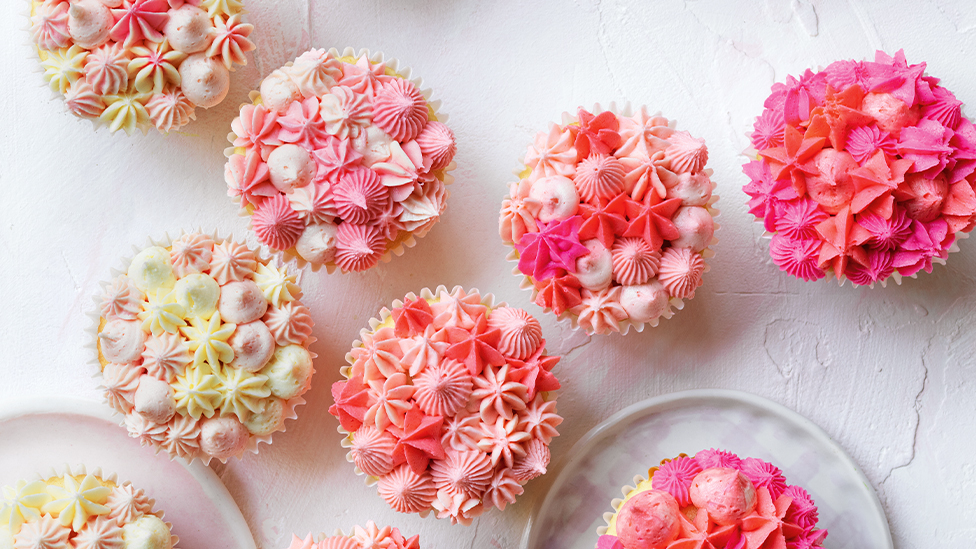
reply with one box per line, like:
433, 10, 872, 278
268, 144, 315, 193
243, 397, 285, 436
260, 345, 313, 400
178, 53, 229, 109
128, 247, 176, 293
295, 222, 338, 265
67, 0, 113, 50
259, 70, 300, 114
620, 281, 670, 323
163, 5, 213, 54
173, 273, 220, 319
122, 515, 172, 549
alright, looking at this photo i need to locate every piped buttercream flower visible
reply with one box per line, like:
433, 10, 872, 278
42, 474, 111, 532
500, 179, 543, 244
286, 49, 342, 98
232, 105, 281, 157
215, 365, 270, 421
430, 450, 492, 499
484, 306, 540, 360
42, 45, 87, 95
377, 465, 436, 514
517, 395, 562, 444
139, 289, 186, 336
161, 414, 201, 459
575, 154, 626, 203
253, 262, 301, 307
65, 81, 106, 119
262, 302, 313, 346
514, 216, 589, 281
430, 490, 482, 526
127, 39, 184, 95
207, 14, 255, 70
141, 333, 191, 381
99, 93, 151, 135
312, 137, 363, 184
105, 484, 151, 527
0, 480, 51, 534
413, 359, 472, 418
146, 87, 196, 132
180, 311, 235, 368
417, 121, 456, 171
665, 131, 708, 174
11, 514, 70, 548
338, 55, 392, 99
476, 416, 530, 468
101, 276, 145, 321
110, 0, 169, 47
209, 240, 257, 285
373, 79, 428, 142
277, 96, 328, 150
169, 233, 213, 278
576, 108, 622, 159
364, 373, 415, 431
388, 406, 447, 475
253, 194, 304, 251
651, 456, 702, 507
471, 364, 529, 424
101, 363, 144, 413
84, 43, 129, 96
200, 0, 243, 18
30, 2, 71, 51
484, 468, 523, 512
320, 86, 371, 140
505, 343, 560, 402
431, 287, 487, 331
611, 237, 661, 286
333, 223, 385, 272
172, 363, 222, 419
573, 287, 628, 335
332, 168, 390, 225
769, 235, 825, 282
525, 124, 578, 181
512, 438, 550, 482
350, 426, 396, 478
657, 247, 706, 299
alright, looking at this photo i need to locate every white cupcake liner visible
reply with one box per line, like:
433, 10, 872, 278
85, 228, 315, 466
31, 463, 180, 548
505, 102, 720, 335
223, 47, 456, 274
596, 472, 648, 538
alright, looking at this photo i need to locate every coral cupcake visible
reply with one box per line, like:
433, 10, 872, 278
499, 105, 719, 335
223, 47, 457, 273
90, 231, 315, 464
596, 449, 827, 549
744, 50, 976, 286
28, 0, 255, 134
282, 522, 418, 549
0, 465, 177, 549
328, 286, 562, 525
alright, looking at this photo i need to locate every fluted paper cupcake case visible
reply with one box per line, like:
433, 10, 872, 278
504, 102, 720, 335
85, 229, 314, 466
223, 47, 456, 274
281, 523, 419, 549
597, 471, 652, 537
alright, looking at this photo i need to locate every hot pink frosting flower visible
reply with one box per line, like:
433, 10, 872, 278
514, 216, 590, 281
739, 457, 788, 500
110, 0, 169, 48
651, 456, 702, 507
252, 194, 304, 251
769, 235, 825, 282
751, 108, 786, 151
332, 168, 390, 225
858, 209, 912, 251
898, 118, 954, 178
694, 448, 742, 469
845, 249, 895, 286
893, 218, 952, 276
845, 125, 897, 165
775, 199, 828, 240
373, 79, 428, 142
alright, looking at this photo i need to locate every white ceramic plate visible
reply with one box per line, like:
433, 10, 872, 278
0, 397, 256, 549
520, 389, 892, 549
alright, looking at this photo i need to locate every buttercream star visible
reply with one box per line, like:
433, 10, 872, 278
578, 193, 630, 249
849, 150, 912, 218
815, 206, 872, 279
180, 311, 236, 369
576, 108, 622, 158
515, 216, 590, 280
328, 374, 371, 432
740, 487, 803, 549
389, 406, 446, 475
623, 194, 682, 251
506, 342, 560, 401
443, 315, 505, 376
533, 274, 582, 315
392, 297, 434, 338
758, 119, 829, 197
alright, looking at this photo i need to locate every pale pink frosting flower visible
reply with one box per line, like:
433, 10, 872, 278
169, 233, 213, 277
656, 247, 705, 299
484, 467, 523, 511
277, 96, 328, 150
373, 79, 428, 142
471, 364, 529, 424
101, 363, 144, 414
371, 141, 421, 202
262, 302, 314, 346
226, 149, 276, 209
65, 81, 107, 119
100, 276, 144, 321
209, 240, 257, 285
318, 536, 359, 549
499, 179, 542, 244
573, 287, 627, 335
312, 136, 363, 184
252, 194, 304, 251
398, 325, 448, 377
85, 43, 130, 96
285, 534, 317, 549
125, 412, 167, 448
476, 416, 530, 468
350, 426, 396, 477
288, 182, 337, 225
353, 521, 394, 549
320, 86, 371, 140
349, 327, 403, 383
105, 484, 152, 526
13, 514, 70, 548
611, 237, 662, 286
484, 306, 542, 360
441, 410, 483, 452
413, 359, 472, 418
207, 14, 255, 70
430, 450, 492, 499
364, 373, 415, 431
517, 395, 562, 444
141, 333, 191, 382
616, 108, 673, 158
397, 179, 445, 233
287, 49, 342, 98
162, 414, 201, 460
377, 464, 436, 514
72, 515, 124, 549
575, 154, 626, 204
338, 56, 393, 99
430, 287, 487, 331
146, 87, 195, 132
431, 489, 483, 526
333, 222, 385, 273
30, 2, 71, 51
416, 121, 456, 171
524, 124, 577, 181
665, 131, 708, 174
512, 438, 551, 482
231, 104, 281, 159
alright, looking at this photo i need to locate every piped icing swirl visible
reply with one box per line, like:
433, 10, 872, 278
278, 522, 420, 549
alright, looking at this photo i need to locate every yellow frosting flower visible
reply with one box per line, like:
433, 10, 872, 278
41, 474, 110, 532
181, 311, 236, 369
253, 263, 301, 308
0, 480, 51, 534
99, 93, 151, 135
128, 39, 186, 95
139, 289, 187, 336
215, 365, 271, 422
201, 0, 243, 17
41, 45, 87, 94
173, 363, 222, 420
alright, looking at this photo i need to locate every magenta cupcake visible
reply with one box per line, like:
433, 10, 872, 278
282, 522, 418, 549
28, 0, 255, 134
328, 286, 562, 525
499, 105, 719, 335
223, 47, 457, 273
744, 49, 976, 286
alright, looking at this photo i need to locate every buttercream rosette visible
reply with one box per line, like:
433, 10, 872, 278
222, 47, 457, 274
87, 230, 316, 465
281, 522, 419, 549
0, 464, 178, 549
328, 286, 562, 525
499, 104, 720, 336
596, 450, 827, 549
744, 49, 976, 287
27, 0, 256, 135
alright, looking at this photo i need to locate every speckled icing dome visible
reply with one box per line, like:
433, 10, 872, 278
499, 106, 719, 335
223, 47, 457, 274
282, 522, 419, 549
92, 231, 315, 464
744, 49, 976, 287
597, 450, 827, 549
29, 0, 255, 134
0, 466, 177, 549
328, 286, 562, 525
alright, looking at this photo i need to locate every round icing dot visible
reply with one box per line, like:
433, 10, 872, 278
217, 280, 268, 324
120, 514, 172, 549
127, 246, 176, 293
242, 397, 285, 436
528, 175, 579, 222
575, 239, 613, 291
173, 273, 220, 319
228, 320, 276, 373
260, 344, 313, 400
669, 206, 715, 253
267, 144, 315, 194
259, 69, 301, 114
178, 53, 230, 109
689, 467, 757, 526
163, 5, 213, 54
667, 172, 712, 207
862, 92, 921, 137
619, 281, 670, 324
806, 149, 857, 214
199, 415, 250, 460
295, 221, 338, 265
133, 374, 177, 424
99, 319, 147, 364
614, 490, 681, 549
66, 0, 113, 50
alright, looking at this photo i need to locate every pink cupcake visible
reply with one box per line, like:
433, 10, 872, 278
281, 522, 418, 549
28, 0, 255, 134
328, 286, 562, 525
744, 49, 976, 286
223, 47, 457, 273
89, 230, 316, 464
499, 105, 719, 335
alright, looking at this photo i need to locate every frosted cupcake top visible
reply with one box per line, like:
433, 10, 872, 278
499, 107, 718, 335
95, 232, 315, 463
29, 0, 255, 134
224, 48, 457, 273
282, 522, 418, 549
0, 467, 175, 549
329, 286, 562, 525
744, 49, 976, 286
599, 449, 826, 549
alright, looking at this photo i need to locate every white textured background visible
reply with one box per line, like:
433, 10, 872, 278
2, 0, 975, 547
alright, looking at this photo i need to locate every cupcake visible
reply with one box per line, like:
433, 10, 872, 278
223, 47, 457, 273
743, 49, 976, 286
28, 0, 255, 134
282, 522, 418, 549
0, 465, 177, 549
90, 231, 315, 464
499, 105, 719, 335
597, 449, 827, 549
328, 286, 562, 525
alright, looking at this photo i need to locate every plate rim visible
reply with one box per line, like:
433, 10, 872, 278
520, 388, 893, 549
0, 395, 258, 549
